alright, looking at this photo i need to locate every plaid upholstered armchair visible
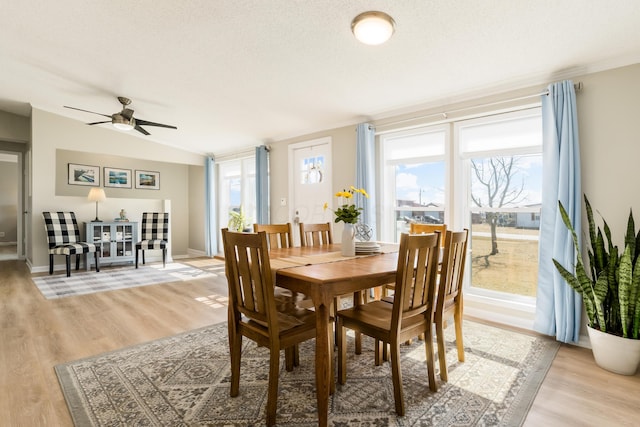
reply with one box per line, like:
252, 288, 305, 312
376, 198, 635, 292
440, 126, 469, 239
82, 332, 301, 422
135, 212, 169, 268
42, 211, 100, 277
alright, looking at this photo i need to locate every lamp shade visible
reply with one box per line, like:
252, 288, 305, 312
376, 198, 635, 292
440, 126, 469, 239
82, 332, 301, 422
351, 11, 395, 45
87, 188, 106, 202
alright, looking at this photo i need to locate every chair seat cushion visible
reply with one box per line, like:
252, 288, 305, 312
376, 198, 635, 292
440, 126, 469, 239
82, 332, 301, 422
136, 240, 167, 250
49, 242, 96, 255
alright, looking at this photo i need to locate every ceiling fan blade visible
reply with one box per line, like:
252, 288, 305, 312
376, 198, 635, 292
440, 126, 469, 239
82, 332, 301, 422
64, 105, 112, 118
135, 119, 177, 129
134, 125, 150, 136
87, 120, 111, 125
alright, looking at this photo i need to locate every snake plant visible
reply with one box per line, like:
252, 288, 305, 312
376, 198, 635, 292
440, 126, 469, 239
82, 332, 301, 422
553, 195, 640, 339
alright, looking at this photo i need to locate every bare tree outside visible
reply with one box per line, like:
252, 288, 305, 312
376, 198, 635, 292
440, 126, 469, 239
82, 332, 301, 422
470, 157, 526, 255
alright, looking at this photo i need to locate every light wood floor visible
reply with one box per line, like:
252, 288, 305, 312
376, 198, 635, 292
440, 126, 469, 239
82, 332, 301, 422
1, 258, 639, 426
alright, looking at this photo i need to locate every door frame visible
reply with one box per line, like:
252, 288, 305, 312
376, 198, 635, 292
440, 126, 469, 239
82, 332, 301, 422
287, 137, 332, 245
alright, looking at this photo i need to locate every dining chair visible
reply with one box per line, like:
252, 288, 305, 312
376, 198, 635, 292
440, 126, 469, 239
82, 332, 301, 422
42, 211, 100, 277
336, 232, 441, 415
135, 212, 169, 268
253, 223, 294, 249
382, 222, 447, 299
434, 229, 469, 382
299, 222, 333, 247
409, 223, 447, 247
221, 228, 317, 427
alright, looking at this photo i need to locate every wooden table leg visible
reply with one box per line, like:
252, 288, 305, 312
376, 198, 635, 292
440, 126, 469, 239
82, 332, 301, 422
314, 297, 331, 427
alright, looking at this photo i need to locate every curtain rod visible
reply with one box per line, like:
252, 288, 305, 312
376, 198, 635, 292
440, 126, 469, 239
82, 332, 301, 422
375, 82, 583, 130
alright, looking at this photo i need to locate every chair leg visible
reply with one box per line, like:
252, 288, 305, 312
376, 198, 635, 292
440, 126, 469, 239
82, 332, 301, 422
65, 255, 71, 277
337, 318, 347, 385
424, 326, 438, 392
135, 249, 139, 269
374, 339, 382, 366
162, 248, 166, 268
229, 329, 242, 398
285, 347, 295, 372
389, 341, 405, 416
142, 249, 146, 265
94, 252, 100, 273
49, 254, 54, 274
435, 319, 448, 381
266, 347, 281, 427
75, 254, 80, 271
454, 305, 465, 362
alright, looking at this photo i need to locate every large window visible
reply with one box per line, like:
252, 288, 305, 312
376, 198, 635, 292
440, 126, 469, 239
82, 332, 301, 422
457, 110, 542, 301
380, 109, 542, 304
217, 156, 256, 234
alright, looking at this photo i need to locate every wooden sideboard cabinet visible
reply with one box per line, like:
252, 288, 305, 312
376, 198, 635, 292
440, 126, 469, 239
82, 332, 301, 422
85, 221, 138, 269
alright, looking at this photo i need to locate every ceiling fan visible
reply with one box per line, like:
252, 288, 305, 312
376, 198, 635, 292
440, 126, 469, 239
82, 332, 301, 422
64, 96, 177, 135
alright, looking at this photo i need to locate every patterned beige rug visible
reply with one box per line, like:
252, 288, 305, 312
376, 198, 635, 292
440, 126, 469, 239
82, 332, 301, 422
55, 320, 559, 426
32, 261, 224, 299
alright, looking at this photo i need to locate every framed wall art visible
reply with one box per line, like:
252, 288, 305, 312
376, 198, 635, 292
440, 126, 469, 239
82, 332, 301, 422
104, 167, 132, 188
68, 163, 100, 187
135, 170, 160, 190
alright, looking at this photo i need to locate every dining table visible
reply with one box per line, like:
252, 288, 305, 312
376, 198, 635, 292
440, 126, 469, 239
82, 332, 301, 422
270, 243, 399, 427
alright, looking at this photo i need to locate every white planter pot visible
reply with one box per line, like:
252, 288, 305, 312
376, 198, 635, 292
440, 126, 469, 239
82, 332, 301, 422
587, 325, 640, 375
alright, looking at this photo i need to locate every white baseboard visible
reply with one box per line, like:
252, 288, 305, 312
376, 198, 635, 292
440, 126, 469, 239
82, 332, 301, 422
185, 248, 207, 258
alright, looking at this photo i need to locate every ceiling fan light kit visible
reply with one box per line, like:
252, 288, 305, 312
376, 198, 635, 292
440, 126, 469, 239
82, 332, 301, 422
351, 11, 395, 45
64, 96, 177, 136
112, 114, 134, 131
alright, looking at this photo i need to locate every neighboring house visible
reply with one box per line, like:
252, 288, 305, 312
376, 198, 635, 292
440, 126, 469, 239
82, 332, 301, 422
515, 204, 542, 229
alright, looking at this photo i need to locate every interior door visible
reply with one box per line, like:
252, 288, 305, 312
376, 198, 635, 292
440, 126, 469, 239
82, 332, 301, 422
289, 137, 333, 245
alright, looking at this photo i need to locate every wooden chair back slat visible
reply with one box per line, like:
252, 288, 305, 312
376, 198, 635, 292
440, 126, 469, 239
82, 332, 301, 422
392, 232, 440, 333
409, 223, 447, 248
223, 229, 275, 330
253, 223, 294, 249
300, 222, 333, 247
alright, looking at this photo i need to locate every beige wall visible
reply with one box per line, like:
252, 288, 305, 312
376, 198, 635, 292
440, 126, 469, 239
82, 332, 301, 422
188, 164, 206, 255
0, 110, 29, 143
30, 108, 205, 271
576, 63, 640, 245
0, 158, 18, 242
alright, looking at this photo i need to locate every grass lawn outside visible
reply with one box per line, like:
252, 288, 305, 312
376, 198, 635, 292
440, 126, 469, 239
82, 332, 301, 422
469, 224, 539, 297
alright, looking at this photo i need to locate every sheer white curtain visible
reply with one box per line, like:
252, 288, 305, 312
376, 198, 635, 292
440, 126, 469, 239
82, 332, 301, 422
534, 80, 582, 343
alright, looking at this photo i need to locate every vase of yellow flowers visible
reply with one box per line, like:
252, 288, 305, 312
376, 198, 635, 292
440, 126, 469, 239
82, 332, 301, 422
324, 186, 368, 256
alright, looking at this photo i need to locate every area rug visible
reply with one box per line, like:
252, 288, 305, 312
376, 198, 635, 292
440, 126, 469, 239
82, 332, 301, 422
32, 261, 224, 299
55, 320, 559, 426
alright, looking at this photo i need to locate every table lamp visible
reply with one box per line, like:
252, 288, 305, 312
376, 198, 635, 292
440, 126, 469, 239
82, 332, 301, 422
87, 188, 107, 222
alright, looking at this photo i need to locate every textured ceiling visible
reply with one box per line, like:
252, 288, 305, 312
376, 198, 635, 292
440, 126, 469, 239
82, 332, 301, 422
1, 1, 640, 155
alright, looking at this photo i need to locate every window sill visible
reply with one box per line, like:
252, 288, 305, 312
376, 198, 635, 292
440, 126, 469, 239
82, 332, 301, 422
463, 292, 536, 331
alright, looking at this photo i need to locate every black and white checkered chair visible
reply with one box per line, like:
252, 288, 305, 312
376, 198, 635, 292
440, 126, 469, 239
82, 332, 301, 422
136, 212, 169, 268
42, 211, 100, 277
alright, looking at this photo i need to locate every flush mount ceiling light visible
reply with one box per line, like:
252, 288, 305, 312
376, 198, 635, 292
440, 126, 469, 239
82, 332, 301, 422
351, 11, 395, 45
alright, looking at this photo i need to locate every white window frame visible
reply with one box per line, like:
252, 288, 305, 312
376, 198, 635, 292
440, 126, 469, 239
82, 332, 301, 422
453, 108, 543, 308
217, 155, 256, 239
378, 124, 450, 243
